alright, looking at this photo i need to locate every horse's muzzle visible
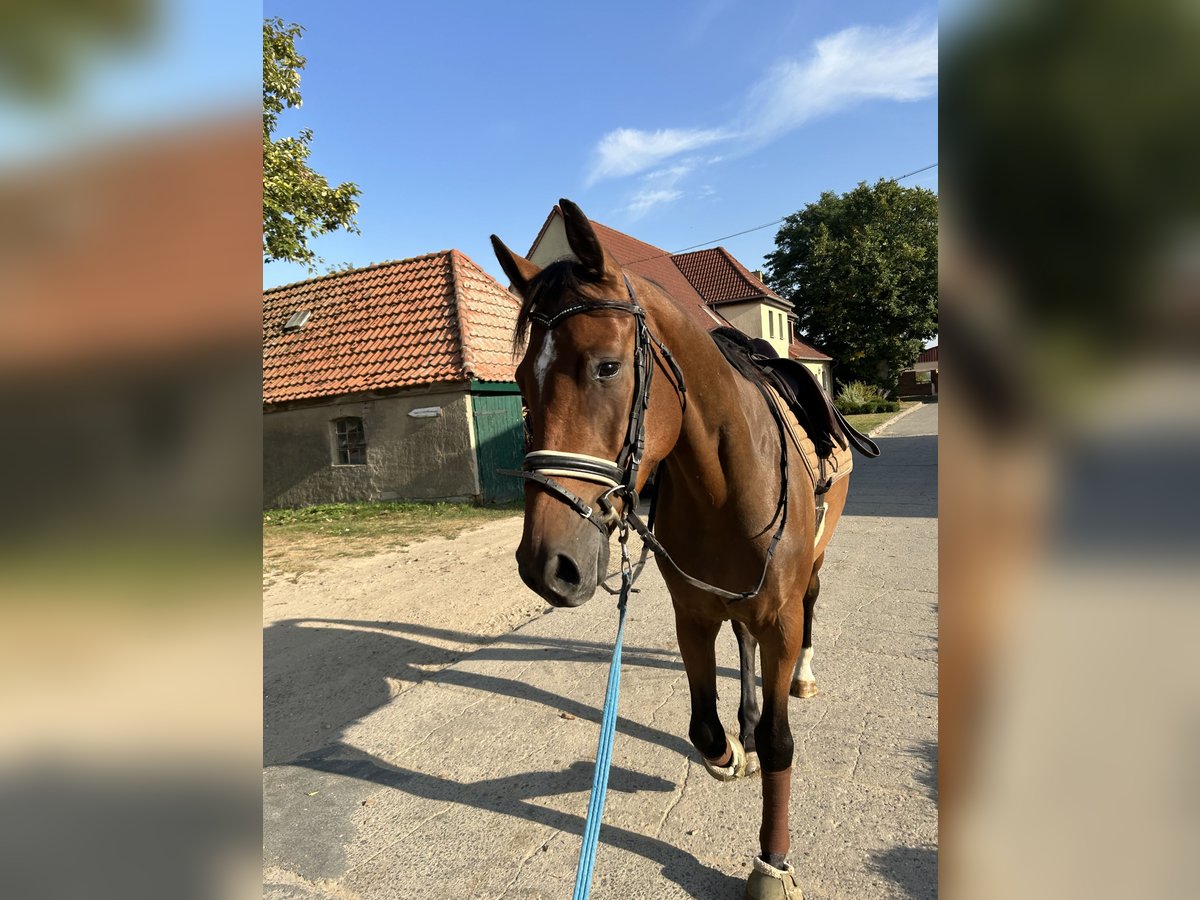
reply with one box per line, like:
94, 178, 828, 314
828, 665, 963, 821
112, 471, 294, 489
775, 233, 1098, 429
516, 534, 610, 608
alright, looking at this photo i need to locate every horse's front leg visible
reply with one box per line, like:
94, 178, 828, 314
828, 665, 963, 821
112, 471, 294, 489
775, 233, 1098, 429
747, 620, 805, 900
731, 620, 762, 776
790, 559, 822, 699
676, 611, 750, 780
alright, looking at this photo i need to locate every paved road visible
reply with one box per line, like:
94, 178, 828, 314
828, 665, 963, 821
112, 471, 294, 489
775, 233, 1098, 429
264, 403, 938, 900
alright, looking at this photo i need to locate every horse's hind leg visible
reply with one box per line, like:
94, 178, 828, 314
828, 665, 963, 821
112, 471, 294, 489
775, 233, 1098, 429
676, 612, 748, 780
732, 620, 762, 775
790, 557, 823, 699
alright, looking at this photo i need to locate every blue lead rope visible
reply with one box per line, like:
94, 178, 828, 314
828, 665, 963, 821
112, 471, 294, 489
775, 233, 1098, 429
570, 564, 632, 900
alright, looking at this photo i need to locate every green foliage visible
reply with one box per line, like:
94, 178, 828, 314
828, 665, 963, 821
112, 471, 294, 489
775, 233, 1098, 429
765, 180, 937, 393
0, 0, 153, 103
835, 380, 899, 415
263, 17, 361, 270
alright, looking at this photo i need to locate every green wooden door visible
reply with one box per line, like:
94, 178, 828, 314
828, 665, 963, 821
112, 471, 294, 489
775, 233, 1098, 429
472, 391, 525, 503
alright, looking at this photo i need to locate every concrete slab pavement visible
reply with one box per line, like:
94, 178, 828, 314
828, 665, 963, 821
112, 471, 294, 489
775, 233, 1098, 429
264, 403, 938, 900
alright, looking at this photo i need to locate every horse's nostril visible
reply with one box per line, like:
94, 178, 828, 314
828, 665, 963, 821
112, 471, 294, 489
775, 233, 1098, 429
553, 553, 581, 587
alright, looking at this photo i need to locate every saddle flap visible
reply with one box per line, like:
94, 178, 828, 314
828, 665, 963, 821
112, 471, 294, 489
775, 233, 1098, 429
755, 356, 881, 459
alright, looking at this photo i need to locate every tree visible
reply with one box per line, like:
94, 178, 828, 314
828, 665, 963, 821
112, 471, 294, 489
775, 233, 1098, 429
263, 18, 361, 269
765, 180, 938, 393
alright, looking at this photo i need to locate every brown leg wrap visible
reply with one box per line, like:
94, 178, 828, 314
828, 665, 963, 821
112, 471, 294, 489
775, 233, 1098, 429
759, 766, 792, 858
705, 736, 733, 768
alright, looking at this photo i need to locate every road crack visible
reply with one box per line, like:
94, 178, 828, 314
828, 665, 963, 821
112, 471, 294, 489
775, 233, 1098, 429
654, 756, 694, 839
496, 831, 559, 900
342, 803, 453, 880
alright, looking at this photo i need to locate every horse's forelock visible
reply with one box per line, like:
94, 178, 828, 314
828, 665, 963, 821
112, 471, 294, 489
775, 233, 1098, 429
513, 260, 597, 349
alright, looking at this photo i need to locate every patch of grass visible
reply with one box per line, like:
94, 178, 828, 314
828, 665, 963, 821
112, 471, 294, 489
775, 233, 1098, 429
844, 401, 918, 435
263, 500, 522, 577
264, 501, 519, 541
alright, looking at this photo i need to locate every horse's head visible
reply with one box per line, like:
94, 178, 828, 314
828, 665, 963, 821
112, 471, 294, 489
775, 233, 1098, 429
491, 199, 684, 607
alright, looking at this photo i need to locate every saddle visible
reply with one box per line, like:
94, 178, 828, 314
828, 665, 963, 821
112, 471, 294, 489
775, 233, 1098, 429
756, 356, 881, 459
713, 329, 880, 462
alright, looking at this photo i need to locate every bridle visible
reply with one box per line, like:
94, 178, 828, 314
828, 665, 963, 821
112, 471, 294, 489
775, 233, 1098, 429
500, 275, 791, 603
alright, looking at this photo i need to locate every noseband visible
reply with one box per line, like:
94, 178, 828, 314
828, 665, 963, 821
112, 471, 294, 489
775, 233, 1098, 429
501, 275, 790, 603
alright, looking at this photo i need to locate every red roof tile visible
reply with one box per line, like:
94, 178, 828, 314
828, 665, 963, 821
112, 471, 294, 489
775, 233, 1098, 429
788, 338, 832, 362
527, 209, 727, 334
523, 209, 833, 364
588, 219, 731, 334
262, 250, 520, 404
671, 246, 784, 305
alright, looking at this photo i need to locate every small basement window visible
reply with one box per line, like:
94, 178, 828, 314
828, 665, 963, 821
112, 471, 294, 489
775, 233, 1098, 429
333, 417, 366, 465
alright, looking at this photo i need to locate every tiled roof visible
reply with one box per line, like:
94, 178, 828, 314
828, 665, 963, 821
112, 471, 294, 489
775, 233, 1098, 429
671, 246, 784, 305
587, 219, 729, 333
789, 338, 832, 362
918, 345, 938, 363
524, 209, 833, 364
262, 250, 520, 404
528, 210, 727, 333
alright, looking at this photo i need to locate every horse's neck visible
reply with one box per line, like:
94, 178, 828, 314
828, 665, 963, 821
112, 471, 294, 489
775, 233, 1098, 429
653, 306, 776, 515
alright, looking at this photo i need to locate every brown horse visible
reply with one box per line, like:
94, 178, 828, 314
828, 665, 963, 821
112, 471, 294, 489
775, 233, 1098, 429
491, 200, 852, 900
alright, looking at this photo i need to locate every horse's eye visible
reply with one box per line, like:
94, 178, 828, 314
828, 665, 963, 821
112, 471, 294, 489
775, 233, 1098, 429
596, 361, 621, 380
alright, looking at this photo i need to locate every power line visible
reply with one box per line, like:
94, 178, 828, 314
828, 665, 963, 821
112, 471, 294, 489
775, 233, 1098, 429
622, 161, 938, 266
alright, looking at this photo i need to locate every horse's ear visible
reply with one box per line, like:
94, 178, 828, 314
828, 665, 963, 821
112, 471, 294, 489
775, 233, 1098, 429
490, 235, 541, 296
559, 198, 611, 280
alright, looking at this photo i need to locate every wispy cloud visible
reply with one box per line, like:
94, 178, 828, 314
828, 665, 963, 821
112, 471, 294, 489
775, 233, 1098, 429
620, 159, 701, 218
587, 22, 937, 185
624, 188, 684, 218
739, 23, 938, 144
587, 127, 729, 186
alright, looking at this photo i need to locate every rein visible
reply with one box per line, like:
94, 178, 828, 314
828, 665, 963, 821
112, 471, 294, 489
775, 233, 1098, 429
499, 275, 791, 604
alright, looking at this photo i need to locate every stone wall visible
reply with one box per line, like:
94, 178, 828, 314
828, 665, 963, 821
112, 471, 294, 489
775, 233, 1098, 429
263, 385, 480, 508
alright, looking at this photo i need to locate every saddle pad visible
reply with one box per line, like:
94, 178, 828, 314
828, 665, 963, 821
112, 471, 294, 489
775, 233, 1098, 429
766, 385, 853, 492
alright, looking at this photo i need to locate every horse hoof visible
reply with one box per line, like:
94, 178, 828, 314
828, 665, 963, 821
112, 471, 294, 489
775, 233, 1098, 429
701, 734, 749, 781
744, 750, 761, 777
745, 857, 803, 899
790, 679, 818, 699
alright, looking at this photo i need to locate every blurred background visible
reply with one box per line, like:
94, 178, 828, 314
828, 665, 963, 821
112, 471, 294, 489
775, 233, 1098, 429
0, 1, 261, 898
941, 0, 1200, 897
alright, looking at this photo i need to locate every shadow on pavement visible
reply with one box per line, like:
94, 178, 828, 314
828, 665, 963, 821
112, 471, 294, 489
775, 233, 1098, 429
289, 741, 746, 899
264, 615, 760, 897
264, 617, 754, 767
866, 738, 937, 899
869, 844, 937, 900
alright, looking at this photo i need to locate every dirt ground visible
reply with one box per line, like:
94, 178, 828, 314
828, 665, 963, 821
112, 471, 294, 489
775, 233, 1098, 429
263, 514, 547, 765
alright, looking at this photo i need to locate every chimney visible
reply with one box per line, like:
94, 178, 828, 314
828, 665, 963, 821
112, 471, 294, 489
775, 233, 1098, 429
751, 269, 765, 282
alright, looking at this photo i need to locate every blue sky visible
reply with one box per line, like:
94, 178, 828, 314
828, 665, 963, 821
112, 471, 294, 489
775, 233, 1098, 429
0, 0, 256, 164
263, 1, 937, 290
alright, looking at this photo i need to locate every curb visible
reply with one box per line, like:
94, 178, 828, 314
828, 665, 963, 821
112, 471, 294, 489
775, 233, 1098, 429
867, 401, 928, 437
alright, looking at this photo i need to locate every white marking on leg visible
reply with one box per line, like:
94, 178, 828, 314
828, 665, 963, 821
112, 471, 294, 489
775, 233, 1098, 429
534, 332, 556, 391
798, 646, 815, 683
